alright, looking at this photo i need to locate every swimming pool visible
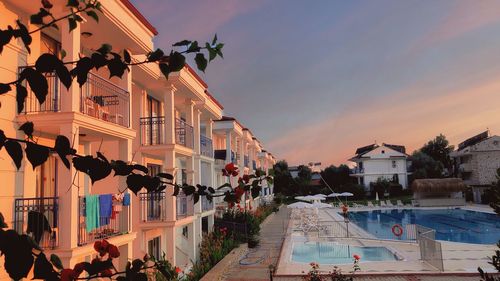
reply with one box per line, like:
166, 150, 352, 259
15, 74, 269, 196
292, 242, 398, 264
348, 209, 500, 244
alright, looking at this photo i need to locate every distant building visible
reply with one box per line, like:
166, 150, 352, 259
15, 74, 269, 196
348, 143, 411, 190
450, 131, 500, 203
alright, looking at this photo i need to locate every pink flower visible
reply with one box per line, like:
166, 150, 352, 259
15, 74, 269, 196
353, 254, 361, 260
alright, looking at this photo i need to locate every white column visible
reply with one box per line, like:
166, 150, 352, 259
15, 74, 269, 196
163, 151, 176, 221
206, 120, 213, 139
238, 137, 245, 168
60, 19, 80, 112
225, 131, 232, 163
164, 86, 176, 144
193, 109, 201, 155
56, 124, 79, 267
164, 227, 176, 266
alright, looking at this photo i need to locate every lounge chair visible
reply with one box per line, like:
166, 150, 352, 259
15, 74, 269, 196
380, 201, 387, 207
386, 200, 394, 207
367, 201, 375, 208
396, 200, 404, 207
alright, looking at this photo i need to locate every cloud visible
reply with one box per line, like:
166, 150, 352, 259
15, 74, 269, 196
268, 74, 500, 166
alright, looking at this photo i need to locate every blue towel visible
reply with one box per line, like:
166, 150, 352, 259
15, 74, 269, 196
85, 195, 100, 232
123, 193, 130, 206
99, 194, 113, 225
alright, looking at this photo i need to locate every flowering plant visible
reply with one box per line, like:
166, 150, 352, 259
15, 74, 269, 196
352, 254, 361, 272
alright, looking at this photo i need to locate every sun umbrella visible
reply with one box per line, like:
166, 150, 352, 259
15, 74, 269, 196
339, 192, 354, 197
297, 195, 326, 202
314, 194, 327, 198
287, 202, 314, 209
326, 192, 342, 198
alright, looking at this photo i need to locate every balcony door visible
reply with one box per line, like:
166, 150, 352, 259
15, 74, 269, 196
147, 164, 162, 219
35, 156, 57, 198
144, 96, 162, 145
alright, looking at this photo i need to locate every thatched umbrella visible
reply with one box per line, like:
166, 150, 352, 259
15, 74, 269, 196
411, 178, 466, 193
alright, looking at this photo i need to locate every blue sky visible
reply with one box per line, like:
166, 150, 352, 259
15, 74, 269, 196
131, 0, 500, 165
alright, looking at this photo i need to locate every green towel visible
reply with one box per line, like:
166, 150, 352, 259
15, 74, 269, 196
85, 194, 100, 232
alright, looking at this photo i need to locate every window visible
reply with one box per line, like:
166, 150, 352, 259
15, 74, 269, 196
147, 164, 162, 176
202, 217, 209, 233
144, 95, 162, 145
41, 34, 61, 57
182, 226, 188, 238
392, 161, 397, 168
148, 236, 161, 260
36, 156, 57, 198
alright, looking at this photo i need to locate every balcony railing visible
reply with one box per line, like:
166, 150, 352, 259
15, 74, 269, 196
176, 195, 193, 220
139, 192, 166, 222
244, 155, 249, 168
21, 69, 61, 113
14, 197, 59, 249
80, 73, 130, 127
78, 196, 130, 246
200, 135, 214, 157
351, 167, 364, 174
175, 118, 194, 149
140, 116, 166, 145
252, 160, 257, 170
201, 196, 214, 212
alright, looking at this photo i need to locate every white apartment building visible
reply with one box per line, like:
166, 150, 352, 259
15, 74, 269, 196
349, 143, 410, 190
0, 0, 276, 276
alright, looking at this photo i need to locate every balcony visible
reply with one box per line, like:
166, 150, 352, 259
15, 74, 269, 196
350, 167, 364, 174
139, 192, 166, 222
21, 69, 130, 127
200, 135, 214, 157
176, 195, 193, 220
201, 196, 214, 212
78, 196, 130, 246
14, 197, 59, 249
140, 116, 166, 145
459, 163, 473, 173
244, 155, 249, 168
175, 118, 194, 149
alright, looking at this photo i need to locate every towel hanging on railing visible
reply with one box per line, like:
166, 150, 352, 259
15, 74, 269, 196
85, 194, 100, 232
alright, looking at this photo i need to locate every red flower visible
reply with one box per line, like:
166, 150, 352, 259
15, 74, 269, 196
353, 254, 361, 260
108, 244, 120, 258
232, 170, 239, 177
175, 267, 182, 274
61, 269, 76, 281
94, 240, 110, 256
242, 174, 250, 183
73, 263, 87, 276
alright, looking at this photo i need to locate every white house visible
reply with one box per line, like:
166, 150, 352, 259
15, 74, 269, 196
349, 143, 410, 190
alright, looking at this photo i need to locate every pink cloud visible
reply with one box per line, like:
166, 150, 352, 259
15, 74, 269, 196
268, 74, 500, 166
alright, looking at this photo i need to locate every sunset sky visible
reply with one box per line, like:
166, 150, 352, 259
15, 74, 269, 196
132, 0, 500, 166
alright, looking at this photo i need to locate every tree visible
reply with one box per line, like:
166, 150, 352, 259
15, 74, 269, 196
420, 134, 454, 171
273, 160, 293, 196
320, 164, 353, 189
409, 151, 444, 179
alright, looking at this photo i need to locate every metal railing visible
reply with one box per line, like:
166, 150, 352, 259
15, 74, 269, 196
80, 72, 130, 127
244, 155, 249, 167
140, 116, 166, 145
350, 167, 364, 174
14, 197, 59, 249
175, 118, 194, 149
214, 150, 236, 164
176, 195, 193, 219
201, 196, 213, 212
252, 160, 257, 170
139, 192, 166, 222
200, 135, 213, 157
317, 219, 418, 241
416, 225, 444, 271
78, 196, 130, 246
20, 68, 61, 113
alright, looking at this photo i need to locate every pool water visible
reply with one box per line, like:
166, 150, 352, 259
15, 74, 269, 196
292, 242, 398, 264
348, 209, 500, 244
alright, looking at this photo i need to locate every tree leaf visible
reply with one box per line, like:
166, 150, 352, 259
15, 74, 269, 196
34, 253, 59, 281
91, 52, 107, 70
156, 172, 173, 180
5, 140, 22, 169
0, 83, 11, 95
14, 21, 31, 53
41, 0, 53, 9
193, 193, 200, 204
187, 41, 200, 53
0, 212, 7, 228
206, 43, 216, 62
123, 49, 131, 64
66, 0, 79, 8
19, 121, 34, 137
71, 57, 93, 87
194, 53, 207, 72
68, 17, 77, 33
173, 185, 180, 196
20, 68, 48, 104
25, 142, 50, 169
0, 130, 6, 151
172, 40, 191, 47
54, 135, 75, 169
97, 43, 112, 55
1, 230, 34, 280
107, 57, 127, 79
133, 164, 149, 174
126, 174, 144, 195
211, 33, 218, 45
147, 48, 164, 62
159, 63, 171, 79
16, 83, 27, 114
111, 160, 133, 176
50, 254, 64, 270
86, 10, 99, 22
168, 51, 185, 72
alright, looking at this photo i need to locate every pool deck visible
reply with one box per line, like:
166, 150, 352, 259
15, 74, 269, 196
275, 204, 498, 278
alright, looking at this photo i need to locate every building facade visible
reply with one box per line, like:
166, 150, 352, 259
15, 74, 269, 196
0, 0, 276, 276
349, 143, 410, 190
450, 131, 500, 203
